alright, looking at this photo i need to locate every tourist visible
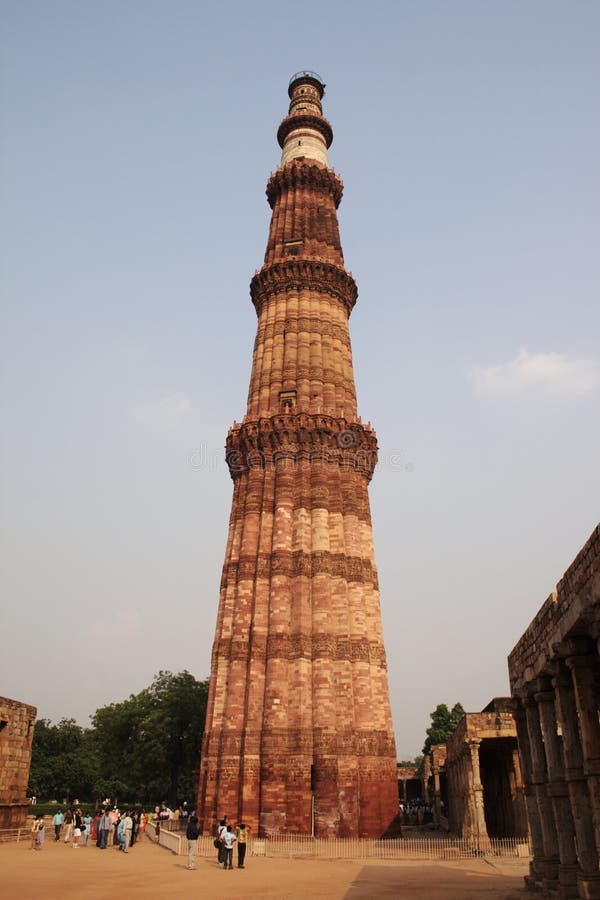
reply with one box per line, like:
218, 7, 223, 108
91, 811, 100, 844
117, 816, 125, 850
122, 811, 133, 852
63, 807, 74, 843
30, 814, 41, 850
52, 808, 64, 841
130, 810, 139, 846
98, 809, 111, 849
35, 815, 45, 849
72, 808, 83, 848
83, 812, 92, 846
139, 810, 147, 835
110, 807, 119, 845
236, 822, 250, 868
217, 817, 227, 864
221, 825, 236, 869
186, 814, 199, 869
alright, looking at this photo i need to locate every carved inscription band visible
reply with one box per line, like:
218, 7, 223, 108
213, 633, 387, 666
204, 728, 396, 758
220, 549, 379, 588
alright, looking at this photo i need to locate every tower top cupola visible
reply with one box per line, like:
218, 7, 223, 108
277, 70, 333, 167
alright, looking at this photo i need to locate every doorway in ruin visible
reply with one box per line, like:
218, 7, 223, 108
479, 736, 521, 837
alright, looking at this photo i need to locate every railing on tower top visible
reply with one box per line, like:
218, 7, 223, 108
289, 70, 325, 87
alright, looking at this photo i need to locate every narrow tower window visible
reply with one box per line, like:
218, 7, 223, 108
279, 390, 296, 410
283, 239, 303, 256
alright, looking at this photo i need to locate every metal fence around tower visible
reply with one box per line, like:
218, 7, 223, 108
164, 829, 531, 861
0, 822, 529, 860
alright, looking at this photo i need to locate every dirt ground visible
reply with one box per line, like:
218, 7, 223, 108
2, 834, 529, 899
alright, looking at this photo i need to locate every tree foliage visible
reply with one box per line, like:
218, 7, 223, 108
422, 702, 465, 755
398, 754, 424, 770
28, 671, 209, 804
91, 670, 209, 803
28, 718, 98, 800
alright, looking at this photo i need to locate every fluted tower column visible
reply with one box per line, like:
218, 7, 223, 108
197, 72, 399, 839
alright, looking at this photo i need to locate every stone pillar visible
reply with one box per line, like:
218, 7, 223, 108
433, 766, 442, 825
509, 744, 529, 838
467, 739, 489, 848
553, 665, 600, 900
513, 699, 545, 890
535, 679, 578, 898
525, 695, 560, 892
446, 762, 457, 833
459, 750, 469, 838
566, 650, 600, 858
422, 756, 431, 806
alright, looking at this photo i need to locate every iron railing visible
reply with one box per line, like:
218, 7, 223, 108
176, 832, 531, 860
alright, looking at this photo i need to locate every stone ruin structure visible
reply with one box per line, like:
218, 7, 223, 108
444, 698, 528, 844
197, 72, 399, 838
0, 696, 36, 829
509, 523, 600, 898
429, 744, 447, 826
397, 764, 424, 804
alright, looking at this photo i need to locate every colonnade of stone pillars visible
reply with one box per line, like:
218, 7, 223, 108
513, 637, 600, 899
446, 739, 488, 842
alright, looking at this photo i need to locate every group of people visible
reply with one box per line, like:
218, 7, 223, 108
155, 803, 190, 831
398, 802, 434, 826
45, 807, 148, 851
213, 818, 249, 870
30, 803, 254, 872
50, 807, 92, 847
182, 813, 251, 871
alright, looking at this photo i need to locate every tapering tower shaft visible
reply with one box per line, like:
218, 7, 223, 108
198, 73, 399, 838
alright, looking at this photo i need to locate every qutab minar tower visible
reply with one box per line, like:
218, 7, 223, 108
197, 72, 399, 838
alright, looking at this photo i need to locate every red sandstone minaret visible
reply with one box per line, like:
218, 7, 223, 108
197, 72, 399, 838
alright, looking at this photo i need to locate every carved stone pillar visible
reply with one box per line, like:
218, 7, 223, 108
433, 766, 441, 825
509, 744, 529, 838
525, 695, 560, 892
460, 749, 471, 838
566, 649, 600, 859
422, 755, 432, 806
554, 665, 600, 900
535, 679, 578, 898
467, 738, 489, 848
513, 699, 545, 890
447, 762, 458, 834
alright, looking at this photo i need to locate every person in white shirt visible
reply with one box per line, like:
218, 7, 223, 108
122, 812, 133, 852
221, 825, 236, 870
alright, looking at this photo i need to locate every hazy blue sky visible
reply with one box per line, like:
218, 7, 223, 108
1, 0, 598, 759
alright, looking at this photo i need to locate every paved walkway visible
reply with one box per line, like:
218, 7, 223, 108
2, 834, 529, 898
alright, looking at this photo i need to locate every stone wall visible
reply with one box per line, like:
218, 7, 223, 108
508, 523, 600, 898
0, 696, 37, 829
445, 700, 526, 841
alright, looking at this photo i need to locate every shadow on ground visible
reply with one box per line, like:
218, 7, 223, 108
342, 862, 527, 899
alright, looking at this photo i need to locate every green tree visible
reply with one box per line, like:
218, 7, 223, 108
91, 670, 209, 804
398, 754, 424, 770
422, 702, 465, 756
28, 718, 98, 800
